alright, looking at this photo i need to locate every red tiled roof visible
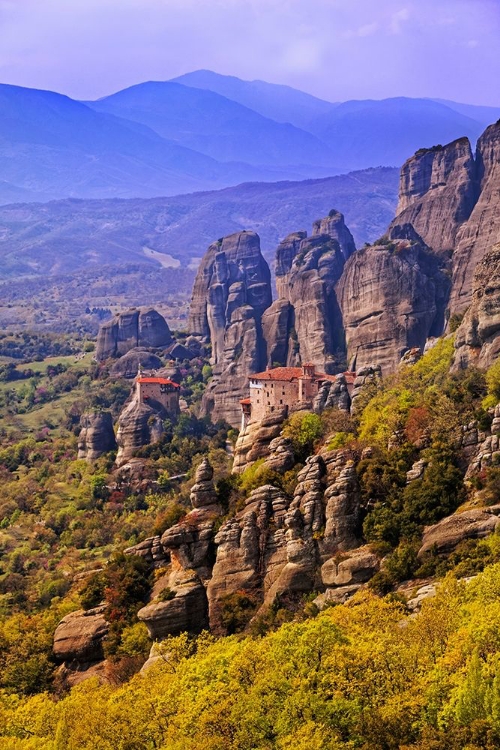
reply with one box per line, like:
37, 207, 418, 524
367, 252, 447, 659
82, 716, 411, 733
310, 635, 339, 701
240, 398, 251, 405
250, 367, 338, 384
137, 377, 180, 388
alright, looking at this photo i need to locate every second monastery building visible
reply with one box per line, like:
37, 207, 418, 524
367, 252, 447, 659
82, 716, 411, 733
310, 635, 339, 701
240, 363, 355, 426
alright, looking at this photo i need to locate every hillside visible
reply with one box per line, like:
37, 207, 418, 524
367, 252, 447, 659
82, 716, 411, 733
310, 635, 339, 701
308, 96, 485, 170
172, 68, 336, 128
86, 81, 337, 170
0, 167, 399, 279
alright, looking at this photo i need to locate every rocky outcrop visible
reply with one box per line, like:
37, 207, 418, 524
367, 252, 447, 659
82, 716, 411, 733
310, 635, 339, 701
208, 450, 364, 633
321, 546, 379, 587
313, 372, 351, 413
337, 235, 449, 373
454, 244, 500, 369
53, 606, 108, 665
389, 138, 476, 255
233, 408, 288, 474
78, 411, 116, 461
450, 122, 500, 314
109, 349, 163, 379
116, 401, 164, 464
137, 460, 222, 638
350, 366, 382, 406
461, 404, 500, 479
96, 308, 172, 361
265, 214, 354, 373
418, 506, 500, 557
188, 231, 272, 427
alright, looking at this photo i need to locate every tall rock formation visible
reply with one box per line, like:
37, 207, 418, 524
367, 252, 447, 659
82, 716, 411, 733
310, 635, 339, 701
263, 212, 355, 373
388, 121, 500, 319
389, 137, 476, 255
96, 308, 172, 361
116, 401, 164, 464
450, 122, 500, 314
78, 411, 116, 461
188, 231, 272, 427
454, 243, 500, 369
337, 229, 449, 373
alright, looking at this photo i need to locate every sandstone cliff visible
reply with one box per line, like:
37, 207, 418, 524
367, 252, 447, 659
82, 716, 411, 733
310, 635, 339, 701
188, 231, 272, 427
263, 212, 355, 373
389, 137, 476, 255
454, 243, 500, 369
450, 122, 500, 314
78, 411, 116, 461
116, 401, 165, 464
96, 308, 172, 361
337, 229, 449, 373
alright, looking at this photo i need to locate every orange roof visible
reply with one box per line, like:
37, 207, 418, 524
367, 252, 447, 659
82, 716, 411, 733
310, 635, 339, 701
250, 367, 337, 383
240, 398, 251, 405
137, 377, 180, 388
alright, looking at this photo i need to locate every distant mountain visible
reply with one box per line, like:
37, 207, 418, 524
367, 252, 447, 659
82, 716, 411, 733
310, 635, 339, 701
86, 81, 337, 170
430, 98, 500, 127
308, 97, 485, 170
0, 83, 335, 205
0, 167, 398, 279
171, 69, 336, 129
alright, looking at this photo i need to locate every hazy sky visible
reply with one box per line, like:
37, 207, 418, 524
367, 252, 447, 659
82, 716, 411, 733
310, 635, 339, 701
0, 0, 498, 105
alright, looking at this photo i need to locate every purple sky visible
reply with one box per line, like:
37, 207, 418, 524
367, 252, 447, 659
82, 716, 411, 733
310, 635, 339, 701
0, 0, 498, 105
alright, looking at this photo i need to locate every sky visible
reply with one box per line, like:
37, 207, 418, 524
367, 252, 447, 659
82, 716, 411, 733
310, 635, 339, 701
0, 0, 498, 105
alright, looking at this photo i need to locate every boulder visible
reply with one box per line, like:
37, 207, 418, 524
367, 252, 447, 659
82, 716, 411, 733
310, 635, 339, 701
78, 411, 116, 461
418, 507, 500, 557
138, 570, 208, 640
321, 546, 379, 587
53, 606, 108, 664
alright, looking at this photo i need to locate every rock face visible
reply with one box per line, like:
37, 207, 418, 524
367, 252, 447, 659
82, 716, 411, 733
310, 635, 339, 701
53, 606, 108, 665
450, 122, 500, 315
389, 138, 476, 255
96, 308, 172, 361
116, 401, 164, 464
337, 233, 449, 373
418, 507, 500, 557
109, 349, 163, 379
264, 213, 354, 373
232, 408, 288, 474
78, 411, 116, 461
454, 243, 500, 369
188, 231, 272, 427
207, 449, 364, 634
137, 460, 221, 639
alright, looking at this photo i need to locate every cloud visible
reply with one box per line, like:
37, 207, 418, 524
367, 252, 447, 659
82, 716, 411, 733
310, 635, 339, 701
344, 22, 379, 39
390, 8, 411, 34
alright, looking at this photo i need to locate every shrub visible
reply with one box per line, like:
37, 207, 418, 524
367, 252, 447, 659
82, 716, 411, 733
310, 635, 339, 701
282, 411, 323, 461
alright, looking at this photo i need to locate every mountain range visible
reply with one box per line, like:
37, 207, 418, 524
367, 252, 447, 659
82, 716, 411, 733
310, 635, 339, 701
0, 167, 398, 279
0, 70, 498, 204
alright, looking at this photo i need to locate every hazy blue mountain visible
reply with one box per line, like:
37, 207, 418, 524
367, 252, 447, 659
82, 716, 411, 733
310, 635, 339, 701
308, 97, 485, 169
171, 69, 336, 128
0, 167, 398, 278
0, 83, 332, 204
431, 98, 500, 127
86, 81, 337, 170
